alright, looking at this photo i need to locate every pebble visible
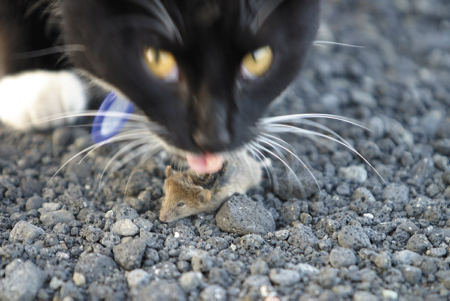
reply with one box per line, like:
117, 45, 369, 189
406, 234, 432, 254
179, 271, 202, 292
393, 250, 422, 265
133, 218, 153, 232
126, 269, 150, 288
200, 285, 227, 301
74, 253, 117, 284
408, 158, 435, 187
338, 225, 371, 250
134, 280, 186, 301
101, 232, 121, 248
329, 247, 357, 268
353, 291, 378, 301
338, 166, 367, 184
373, 252, 391, 269
26, 196, 45, 211
73, 272, 86, 286
40, 210, 75, 226
240, 234, 265, 254
110, 219, 139, 236
274, 230, 290, 241
0, 259, 47, 301
113, 238, 147, 270
192, 250, 214, 272
318, 267, 339, 288
215, 194, 276, 235
288, 224, 319, 250
9, 221, 44, 244
268, 269, 301, 286
381, 289, 398, 300
398, 265, 422, 284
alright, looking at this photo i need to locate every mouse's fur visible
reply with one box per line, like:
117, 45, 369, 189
160, 154, 262, 222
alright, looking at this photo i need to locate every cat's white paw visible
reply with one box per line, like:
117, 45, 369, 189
0, 70, 87, 130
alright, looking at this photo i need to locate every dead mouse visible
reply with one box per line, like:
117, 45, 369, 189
160, 153, 262, 222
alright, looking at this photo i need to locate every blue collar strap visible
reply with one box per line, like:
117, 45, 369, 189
91, 92, 135, 143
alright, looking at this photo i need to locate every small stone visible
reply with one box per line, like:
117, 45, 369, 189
399, 265, 422, 284
350, 89, 377, 108
268, 269, 301, 286
9, 221, 44, 244
53, 128, 74, 146
329, 247, 357, 268
318, 267, 339, 288
0, 260, 47, 301
113, 238, 147, 270
42, 202, 62, 212
133, 218, 153, 232
338, 225, 371, 250
373, 252, 391, 269
251, 259, 269, 275
216, 194, 275, 235
408, 158, 435, 187
101, 232, 121, 248
192, 250, 213, 273
406, 234, 431, 254
74, 253, 117, 284
295, 264, 320, 278
115, 206, 139, 221
126, 269, 150, 288
110, 219, 139, 236
206, 237, 229, 251
274, 230, 290, 241
338, 166, 367, 184
73, 272, 86, 286
240, 234, 265, 254
353, 291, 378, 301
134, 280, 186, 301
435, 139, 450, 156
40, 210, 75, 226
382, 183, 409, 207
179, 271, 203, 292
393, 250, 422, 265
381, 289, 398, 300
288, 224, 318, 250
26, 196, 45, 211
49, 277, 64, 290
436, 270, 450, 289
200, 285, 227, 301
427, 247, 447, 257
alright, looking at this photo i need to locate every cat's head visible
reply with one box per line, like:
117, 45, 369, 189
62, 0, 320, 158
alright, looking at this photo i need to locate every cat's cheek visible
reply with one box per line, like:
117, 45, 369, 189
0, 70, 87, 130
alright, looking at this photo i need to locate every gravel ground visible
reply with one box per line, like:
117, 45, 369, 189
1, 1, 450, 300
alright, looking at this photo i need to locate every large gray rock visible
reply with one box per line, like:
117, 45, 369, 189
0, 259, 47, 301
216, 194, 275, 235
9, 221, 44, 244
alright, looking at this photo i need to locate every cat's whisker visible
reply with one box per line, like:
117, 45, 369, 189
100, 141, 162, 192
246, 144, 279, 195
250, 141, 306, 198
49, 131, 147, 184
265, 124, 387, 185
258, 134, 321, 195
12, 45, 85, 59
261, 113, 371, 131
123, 145, 159, 197
313, 40, 365, 48
99, 135, 154, 185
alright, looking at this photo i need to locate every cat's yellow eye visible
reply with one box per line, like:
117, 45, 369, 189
241, 46, 273, 79
144, 48, 178, 81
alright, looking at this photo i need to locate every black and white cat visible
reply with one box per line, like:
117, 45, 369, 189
0, 0, 320, 173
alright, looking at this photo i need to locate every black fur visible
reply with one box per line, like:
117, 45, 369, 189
0, 0, 320, 154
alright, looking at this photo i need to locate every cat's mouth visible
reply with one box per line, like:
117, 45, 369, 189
185, 153, 224, 174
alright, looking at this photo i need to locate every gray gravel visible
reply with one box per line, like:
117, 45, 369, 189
1, 0, 450, 300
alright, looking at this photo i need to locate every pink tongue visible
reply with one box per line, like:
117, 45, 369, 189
186, 153, 224, 174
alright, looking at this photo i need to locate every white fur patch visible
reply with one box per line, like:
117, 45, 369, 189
0, 70, 87, 130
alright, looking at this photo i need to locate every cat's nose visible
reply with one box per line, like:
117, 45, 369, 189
193, 126, 231, 152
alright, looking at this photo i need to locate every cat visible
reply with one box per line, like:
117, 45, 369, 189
0, 0, 321, 173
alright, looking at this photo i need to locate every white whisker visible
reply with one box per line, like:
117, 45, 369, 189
314, 40, 365, 48
265, 124, 387, 185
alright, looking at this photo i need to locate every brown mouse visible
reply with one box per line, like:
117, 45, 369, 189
160, 154, 262, 222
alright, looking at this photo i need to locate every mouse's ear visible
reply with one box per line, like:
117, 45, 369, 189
197, 189, 211, 203
165, 166, 175, 178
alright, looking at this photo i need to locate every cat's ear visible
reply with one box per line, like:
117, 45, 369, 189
197, 189, 211, 203
165, 166, 175, 178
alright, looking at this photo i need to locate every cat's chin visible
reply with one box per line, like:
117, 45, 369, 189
186, 153, 224, 174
